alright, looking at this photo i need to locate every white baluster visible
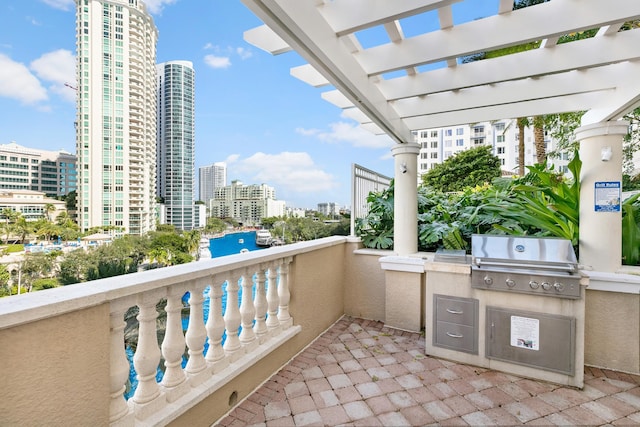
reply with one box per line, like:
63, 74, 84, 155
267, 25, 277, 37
160, 290, 189, 402
205, 275, 229, 373
184, 279, 209, 386
278, 257, 293, 329
239, 268, 258, 352
265, 262, 281, 336
253, 264, 269, 343
223, 270, 243, 362
131, 298, 162, 414
109, 307, 133, 425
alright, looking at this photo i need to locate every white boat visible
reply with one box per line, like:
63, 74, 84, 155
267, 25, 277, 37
255, 229, 273, 247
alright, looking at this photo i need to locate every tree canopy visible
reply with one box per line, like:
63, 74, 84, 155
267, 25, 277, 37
421, 145, 502, 192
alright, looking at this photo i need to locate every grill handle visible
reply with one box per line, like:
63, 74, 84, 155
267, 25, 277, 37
474, 258, 577, 272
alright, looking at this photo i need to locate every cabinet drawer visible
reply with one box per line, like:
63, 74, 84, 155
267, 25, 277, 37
434, 321, 477, 353
434, 294, 477, 326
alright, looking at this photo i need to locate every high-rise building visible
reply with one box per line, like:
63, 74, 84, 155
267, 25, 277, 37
0, 142, 76, 197
157, 60, 195, 230
74, 0, 158, 236
199, 162, 227, 204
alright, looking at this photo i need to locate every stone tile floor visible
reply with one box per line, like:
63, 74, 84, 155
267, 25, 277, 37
216, 316, 640, 426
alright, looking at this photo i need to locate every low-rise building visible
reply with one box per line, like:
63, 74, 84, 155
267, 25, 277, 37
209, 180, 285, 225
0, 189, 66, 222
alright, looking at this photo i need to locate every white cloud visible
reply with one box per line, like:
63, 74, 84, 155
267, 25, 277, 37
40, 0, 74, 11
232, 152, 339, 193
30, 49, 76, 102
225, 154, 240, 164
0, 54, 48, 105
236, 47, 253, 60
203, 45, 253, 68
141, 0, 177, 15
204, 54, 231, 69
296, 121, 393, 149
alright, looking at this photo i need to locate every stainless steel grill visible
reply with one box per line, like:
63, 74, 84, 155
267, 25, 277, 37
471, 234, 582, 299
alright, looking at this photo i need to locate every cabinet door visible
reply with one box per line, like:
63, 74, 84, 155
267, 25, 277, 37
486, 306, 575, 375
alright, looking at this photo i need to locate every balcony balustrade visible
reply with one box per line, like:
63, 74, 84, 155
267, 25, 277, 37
0, 236, 353, 426
0, 235, 638, 426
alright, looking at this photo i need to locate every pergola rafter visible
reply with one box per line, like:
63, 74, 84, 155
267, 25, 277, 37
242, 0, 640, 143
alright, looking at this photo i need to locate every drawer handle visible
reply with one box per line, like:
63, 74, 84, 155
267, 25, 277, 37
446, 332, 463, 338
446, 308, 463, 315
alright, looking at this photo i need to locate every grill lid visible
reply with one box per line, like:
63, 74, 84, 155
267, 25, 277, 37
471, 234, 578, 272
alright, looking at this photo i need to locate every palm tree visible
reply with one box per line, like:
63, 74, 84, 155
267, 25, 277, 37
43, 203, 56, 221
33, 219, 61, 243
14, 215, 32, 244
516, 117, 529, 176
533, 116, 546, 165
182, 229, 201, 257
148, 248, 170, 267
1, 208, 17, 244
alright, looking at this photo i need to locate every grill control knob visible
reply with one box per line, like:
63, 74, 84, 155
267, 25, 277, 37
483, 276, 493, 285
541, 281, 551, 291
554, 282, 565, 292
505, 278, 516, 288
529, 280, 539, 289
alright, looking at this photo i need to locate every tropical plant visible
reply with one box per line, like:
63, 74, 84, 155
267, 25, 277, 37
354, 182, 395, 249
622, 193, 640, 265
182, 229, 201, 257
1, 208, 18, 244
483, 152, 581, 246
421, 146, 501, 193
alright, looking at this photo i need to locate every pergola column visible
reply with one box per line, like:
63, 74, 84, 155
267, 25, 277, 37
391, 142, 421, 256
575, 121, 629, 272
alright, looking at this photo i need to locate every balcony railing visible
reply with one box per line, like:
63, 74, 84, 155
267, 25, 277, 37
1, 235, 638, 426
0, 236, 353, 426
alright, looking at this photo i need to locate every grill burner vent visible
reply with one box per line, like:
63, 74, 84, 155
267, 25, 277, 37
471, 235, 582, 299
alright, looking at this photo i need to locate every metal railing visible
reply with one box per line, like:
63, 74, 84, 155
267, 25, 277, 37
350, 163, 392, 236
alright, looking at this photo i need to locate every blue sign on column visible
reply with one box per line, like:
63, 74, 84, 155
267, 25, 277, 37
594, 181, 621, 212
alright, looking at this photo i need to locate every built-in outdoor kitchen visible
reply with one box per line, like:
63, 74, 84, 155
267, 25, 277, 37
424, 234, 588, 388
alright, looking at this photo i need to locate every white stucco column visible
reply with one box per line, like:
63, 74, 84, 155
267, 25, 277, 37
575, 121, 629, 272
391, 142, 421, 256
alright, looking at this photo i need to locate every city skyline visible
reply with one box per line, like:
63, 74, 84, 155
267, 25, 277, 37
0, 0, 496, 209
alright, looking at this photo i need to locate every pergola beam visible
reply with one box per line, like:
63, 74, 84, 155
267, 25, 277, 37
376, 29, 640, 100
356, 0, 640, 76
317, 0, 461, 36
242, 0, 413, 144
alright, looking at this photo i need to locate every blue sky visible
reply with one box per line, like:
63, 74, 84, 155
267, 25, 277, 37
0, 0, 495, 209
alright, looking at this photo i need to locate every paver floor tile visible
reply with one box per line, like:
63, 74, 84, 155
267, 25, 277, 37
216, 317, 640, 427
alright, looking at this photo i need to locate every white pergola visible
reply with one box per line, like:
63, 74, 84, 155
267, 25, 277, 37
241, 0, 640, 271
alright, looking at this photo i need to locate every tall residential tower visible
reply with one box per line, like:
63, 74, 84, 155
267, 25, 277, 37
157, 61, 195, 230
199, 162, 227, 205
75, 0, 158, 235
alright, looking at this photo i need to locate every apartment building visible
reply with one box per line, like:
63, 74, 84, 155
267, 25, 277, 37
0, 142, 76, 197
199, 162, 227, 205
209, 180, 285, 225
157, 60, 195, 230
317, 202, 340, 217
75, 0, 158, 235
413, 119, 573, 180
